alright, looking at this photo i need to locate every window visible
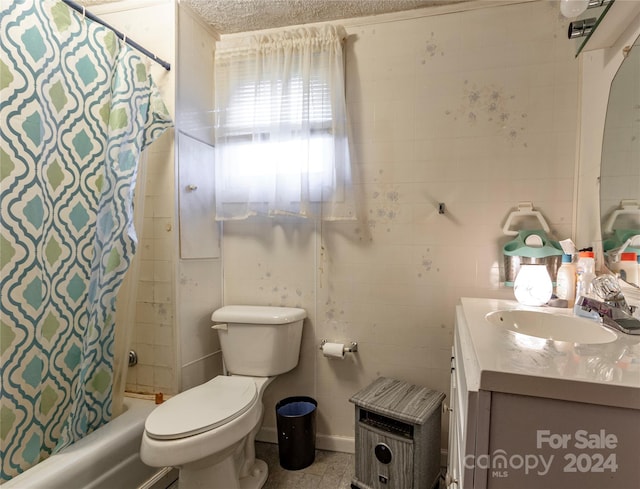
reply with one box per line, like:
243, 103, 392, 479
213, 26, 355, 220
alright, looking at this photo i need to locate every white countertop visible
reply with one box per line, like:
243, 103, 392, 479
457, 298, 640, 410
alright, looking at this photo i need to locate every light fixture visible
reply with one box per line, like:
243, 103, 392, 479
568, 18, 596, 39
562, 0, 615, 38
513, 264, 553, 307
560, 0, 589, 18
560, 0, 613, 18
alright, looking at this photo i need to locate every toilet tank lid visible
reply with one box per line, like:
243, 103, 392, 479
211, 305, 307, 324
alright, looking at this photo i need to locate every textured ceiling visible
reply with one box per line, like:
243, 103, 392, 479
82, 0, 469, 35
185, 0, 469, 34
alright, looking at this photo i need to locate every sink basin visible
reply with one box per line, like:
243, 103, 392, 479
485, 310, 618, 344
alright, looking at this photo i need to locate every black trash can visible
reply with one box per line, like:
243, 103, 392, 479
275, 396, 317, 470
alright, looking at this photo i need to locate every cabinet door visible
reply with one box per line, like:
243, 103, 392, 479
356, 423, 414, 489
177, 133, 219, 259
451, 315, 492, 489
486, 392, 640, 489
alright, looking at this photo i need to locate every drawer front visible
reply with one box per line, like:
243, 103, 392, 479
356, 422, 414, 489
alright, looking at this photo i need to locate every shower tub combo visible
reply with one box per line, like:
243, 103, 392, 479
2, 397, 174, 489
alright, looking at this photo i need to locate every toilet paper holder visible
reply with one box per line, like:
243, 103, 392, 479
319, 339, 358, 353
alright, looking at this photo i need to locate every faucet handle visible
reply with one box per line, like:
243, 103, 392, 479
593, 275, 622, 300
592, 275, 630, 311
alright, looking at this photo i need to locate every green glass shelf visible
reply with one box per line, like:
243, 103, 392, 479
575, 0, 615, 57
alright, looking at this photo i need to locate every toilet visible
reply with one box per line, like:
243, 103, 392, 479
140, 305, 307, 489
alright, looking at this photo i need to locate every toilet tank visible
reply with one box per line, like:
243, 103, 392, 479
211, 305, 306, 376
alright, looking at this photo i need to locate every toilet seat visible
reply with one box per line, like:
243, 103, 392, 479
145, 376, 257, 440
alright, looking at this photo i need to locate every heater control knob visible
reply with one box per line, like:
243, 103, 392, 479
375, 443, 392, 464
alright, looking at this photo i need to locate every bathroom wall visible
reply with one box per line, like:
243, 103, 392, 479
94, 0, 581, 453
95, 0, 178, 395
174, 4, 223, 391
95, 0, 222, 395
221, 0, 580, 451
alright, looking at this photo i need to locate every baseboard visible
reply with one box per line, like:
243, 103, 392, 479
257, 428, 449, 469
256, 427, 355, 454
140, 467, 178, 489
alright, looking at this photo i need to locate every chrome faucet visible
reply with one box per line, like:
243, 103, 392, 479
575, 276, 640, 335
575, 296, 640, 335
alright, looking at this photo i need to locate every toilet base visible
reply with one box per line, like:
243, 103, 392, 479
240, 459, 268, 489
178, 458, 268, 489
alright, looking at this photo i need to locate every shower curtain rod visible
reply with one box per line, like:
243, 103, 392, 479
61, 0, 171, 71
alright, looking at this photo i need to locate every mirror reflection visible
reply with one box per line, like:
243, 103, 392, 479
601, 34, 640, 286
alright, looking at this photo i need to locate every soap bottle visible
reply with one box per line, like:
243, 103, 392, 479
618, 251, 638, 285
575, 251, 595, 299
555, 254, 576, 307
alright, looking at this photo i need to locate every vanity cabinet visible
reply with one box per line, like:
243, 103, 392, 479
446, 299, 640, 489
446, 308, 491, 489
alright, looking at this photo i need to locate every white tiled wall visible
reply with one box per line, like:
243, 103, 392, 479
97, 0, 180, 395
129, 128, 178, 394
99, 0, 223, 395
101, 0, 582, 451
175, 4, 223, 391
223, 1, 580, 449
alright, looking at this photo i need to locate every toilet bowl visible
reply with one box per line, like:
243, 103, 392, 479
141, 375, 273, 489
140, 305, 306, 489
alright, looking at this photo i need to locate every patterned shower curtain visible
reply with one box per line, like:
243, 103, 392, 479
0, 0, 172, 481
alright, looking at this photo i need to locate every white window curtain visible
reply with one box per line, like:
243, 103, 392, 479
214, 25, 356, 220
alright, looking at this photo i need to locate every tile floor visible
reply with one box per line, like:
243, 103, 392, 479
256, 442, 355, 489
165, 442, 446, 488
164, 442, 355, 489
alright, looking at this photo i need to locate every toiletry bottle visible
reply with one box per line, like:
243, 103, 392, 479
555, 254, 576, 307
618, 251, 638, 285
575, 251, 595, 300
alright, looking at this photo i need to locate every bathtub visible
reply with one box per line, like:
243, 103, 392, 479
2, 397, 174, 489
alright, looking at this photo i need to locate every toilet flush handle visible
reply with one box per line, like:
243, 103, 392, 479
211, 323, 228, 331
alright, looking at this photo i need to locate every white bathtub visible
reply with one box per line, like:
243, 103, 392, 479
1, 397, 173, 489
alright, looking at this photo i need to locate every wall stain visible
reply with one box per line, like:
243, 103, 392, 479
324, 297, 345, 321
369, 185, 400, 232
420, 32, 444, 64
446, 80, 528, 147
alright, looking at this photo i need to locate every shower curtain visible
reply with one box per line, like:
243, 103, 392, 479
0, 0, 172, 481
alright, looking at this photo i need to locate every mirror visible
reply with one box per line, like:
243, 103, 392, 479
600, 33, 640, 285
